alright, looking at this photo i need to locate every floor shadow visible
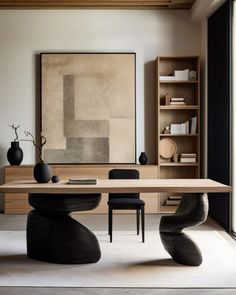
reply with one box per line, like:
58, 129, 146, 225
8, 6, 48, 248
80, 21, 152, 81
0, 254, 33, 264
129, 258, 180, 267
0, 254, 81, 276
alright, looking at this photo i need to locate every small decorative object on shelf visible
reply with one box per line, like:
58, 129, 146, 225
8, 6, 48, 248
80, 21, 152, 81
190, 116, 197, 134
189, 70, 197, 81
22, 130, 52, 183
159, 138, 177, 159
163, 126, 170, 134
7, 124, 23, 165
139, 152, 148, 165
173, 153, 179, 163
51, 175, 60, 183
165, 93, 170, 105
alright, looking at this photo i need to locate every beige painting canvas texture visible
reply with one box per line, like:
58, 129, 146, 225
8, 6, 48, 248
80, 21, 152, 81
41, 53, 136, 163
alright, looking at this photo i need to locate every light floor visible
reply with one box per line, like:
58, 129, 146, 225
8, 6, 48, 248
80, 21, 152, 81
0, 213, 235, 295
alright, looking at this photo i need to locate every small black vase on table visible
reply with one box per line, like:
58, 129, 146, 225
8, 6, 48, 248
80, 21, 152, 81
34, 162, 52, 183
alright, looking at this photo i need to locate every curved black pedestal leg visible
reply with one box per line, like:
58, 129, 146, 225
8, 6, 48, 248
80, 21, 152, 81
27, 210, 101, 264
27, 193, 102, 264
159, 193, 209, 266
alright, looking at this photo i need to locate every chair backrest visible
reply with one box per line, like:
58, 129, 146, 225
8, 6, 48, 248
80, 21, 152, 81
108, 169, 140, 200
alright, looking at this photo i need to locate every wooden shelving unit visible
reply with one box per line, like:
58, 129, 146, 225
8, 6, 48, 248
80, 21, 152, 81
160, 134, 198, 137
160, 80, 199, 84
159, 163, 199, 167
156, 56, 200, 213
160, 105, 198, 110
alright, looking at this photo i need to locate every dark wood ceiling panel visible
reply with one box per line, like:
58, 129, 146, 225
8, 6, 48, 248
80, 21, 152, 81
0, 0, 195, 9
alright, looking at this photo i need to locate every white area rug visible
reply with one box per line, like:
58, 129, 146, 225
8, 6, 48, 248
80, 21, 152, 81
0, 230, 236, 288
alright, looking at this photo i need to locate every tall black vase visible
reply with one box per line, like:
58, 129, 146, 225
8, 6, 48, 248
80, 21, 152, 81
7, 141, 23, 165
34, 163, 52, 183
139, 152, 148, 165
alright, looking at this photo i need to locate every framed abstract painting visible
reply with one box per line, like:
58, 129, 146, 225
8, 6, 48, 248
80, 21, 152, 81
40, 52, 136, 164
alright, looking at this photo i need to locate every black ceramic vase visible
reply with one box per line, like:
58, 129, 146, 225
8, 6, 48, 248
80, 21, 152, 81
7, 141, 23, 165
34, 163, 52, 183
139, 152, 148, 165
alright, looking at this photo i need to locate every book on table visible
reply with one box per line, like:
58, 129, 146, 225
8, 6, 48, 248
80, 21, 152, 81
68, 178, 98, 185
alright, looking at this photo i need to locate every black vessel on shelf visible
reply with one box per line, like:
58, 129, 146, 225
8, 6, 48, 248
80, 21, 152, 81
139, 152, 148, 165
7, 141, 23, 165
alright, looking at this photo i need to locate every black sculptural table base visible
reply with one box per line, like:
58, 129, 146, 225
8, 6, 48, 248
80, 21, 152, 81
26, 192, 208, 266
159, 193, 209, 266
27, 193, 101, 264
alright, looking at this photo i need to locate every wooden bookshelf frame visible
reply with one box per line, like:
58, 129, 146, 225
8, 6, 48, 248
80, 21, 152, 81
156, 56, 201, 212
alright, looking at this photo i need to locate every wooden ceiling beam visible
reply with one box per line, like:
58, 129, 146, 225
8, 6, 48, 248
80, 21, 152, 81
0, 0, 195, 9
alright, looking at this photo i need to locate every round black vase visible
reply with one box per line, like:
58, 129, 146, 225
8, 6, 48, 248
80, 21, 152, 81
139, 152, 148, 165
7, 142, 23, 165
34, 163, 52, 183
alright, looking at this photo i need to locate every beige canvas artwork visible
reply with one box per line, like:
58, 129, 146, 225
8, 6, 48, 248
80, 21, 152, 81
41, 53, 136, 163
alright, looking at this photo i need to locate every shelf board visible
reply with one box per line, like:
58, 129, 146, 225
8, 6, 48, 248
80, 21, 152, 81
160, 205, 178, 214
159, 80, 199, 84
160, 134, 198, 137
160, 105, 198, 110
160, 163, 198, 167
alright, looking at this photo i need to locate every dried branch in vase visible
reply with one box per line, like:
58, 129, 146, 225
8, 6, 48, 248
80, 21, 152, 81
20, 131, 47, 163
8, 124, 20, 142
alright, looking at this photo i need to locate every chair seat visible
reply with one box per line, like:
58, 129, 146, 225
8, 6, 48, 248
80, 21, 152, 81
108, 198, 145, 209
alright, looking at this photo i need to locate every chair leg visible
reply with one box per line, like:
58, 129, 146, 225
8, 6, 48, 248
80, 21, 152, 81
136, 209, 140, 235
109, 207, 113, 243
141, 205, 145, 243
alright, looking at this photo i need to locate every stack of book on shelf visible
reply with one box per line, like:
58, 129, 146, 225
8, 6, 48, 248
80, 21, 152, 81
190, 116, 197, 134
160, 69, 189, 81
180, 153, 197, 163
68, 178, 98, 185
170, 97, 186, 105
169, 116, 197, 135
170, 121, 189, 134
164, 196, 182, 206
160, 75, 175, 81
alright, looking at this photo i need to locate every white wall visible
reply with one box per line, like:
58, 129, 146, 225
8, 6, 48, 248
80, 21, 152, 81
0, 10, 200, 205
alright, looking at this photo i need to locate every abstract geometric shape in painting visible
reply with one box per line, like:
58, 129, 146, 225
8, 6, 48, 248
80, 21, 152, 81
41, 53, 136, 163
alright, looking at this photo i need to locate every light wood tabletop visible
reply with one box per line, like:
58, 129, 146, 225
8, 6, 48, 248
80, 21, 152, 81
0, 179, 231, 194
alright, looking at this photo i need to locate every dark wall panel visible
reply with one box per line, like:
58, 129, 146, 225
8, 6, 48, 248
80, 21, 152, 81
207, 0, 231, 230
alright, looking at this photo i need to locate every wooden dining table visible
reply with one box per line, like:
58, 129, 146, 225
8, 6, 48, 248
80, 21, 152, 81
0, 178, 231, 266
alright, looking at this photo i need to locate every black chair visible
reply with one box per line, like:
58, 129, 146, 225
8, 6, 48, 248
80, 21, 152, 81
108, 169, 145, 243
